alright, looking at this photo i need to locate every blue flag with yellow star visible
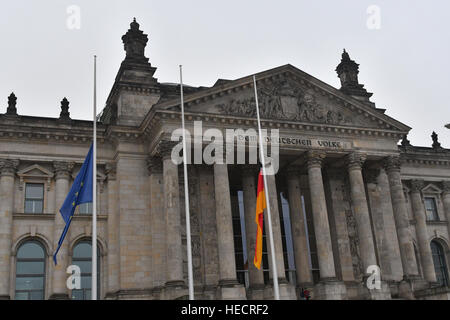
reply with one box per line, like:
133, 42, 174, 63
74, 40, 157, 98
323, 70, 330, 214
53, 144, 94, 265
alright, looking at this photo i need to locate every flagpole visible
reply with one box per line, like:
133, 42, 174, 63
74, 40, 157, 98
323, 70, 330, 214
253, 75, 280, 300
180, 65, 194, 300
92, 55, 98, 300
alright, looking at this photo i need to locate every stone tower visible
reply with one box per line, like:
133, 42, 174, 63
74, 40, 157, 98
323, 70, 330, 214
101, 18, 160, 126
335, 49, 374, 106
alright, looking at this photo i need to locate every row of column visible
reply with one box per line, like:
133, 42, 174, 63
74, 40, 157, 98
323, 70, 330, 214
147, 145, 447, 296
235, 152, 446, 293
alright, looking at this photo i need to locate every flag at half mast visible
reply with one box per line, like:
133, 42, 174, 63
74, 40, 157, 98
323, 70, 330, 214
254, 169, 266, 270
53, 144, 94, 265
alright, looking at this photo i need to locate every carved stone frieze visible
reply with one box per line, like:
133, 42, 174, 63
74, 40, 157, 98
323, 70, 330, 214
410, 179, 425, 193
216, 78, 353, 125
305, 150, 326, 169
0, 159, 19, 176
346, 152, 367, 171
53, 161, 74, 179
383, 155, 401, 173
147, 156, 163, 175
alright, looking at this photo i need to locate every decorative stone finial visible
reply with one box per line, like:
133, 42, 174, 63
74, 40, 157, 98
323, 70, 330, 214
431, 131, 442, 149
335, 49, 373, 101
401, 134, 411, 147
6, 92, 17, 115
121, 18, 149, 64
59, 97, 71, 121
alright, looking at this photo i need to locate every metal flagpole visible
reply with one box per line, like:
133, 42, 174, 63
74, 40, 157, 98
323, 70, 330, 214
180, 65, 194, 300
253, 75, 280, 300
92, 55, 98, 300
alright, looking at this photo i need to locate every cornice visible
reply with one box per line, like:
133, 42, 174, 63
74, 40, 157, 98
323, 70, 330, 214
140, 109, 405, 141
0, 123, 106, 144
400, 155, 450, 167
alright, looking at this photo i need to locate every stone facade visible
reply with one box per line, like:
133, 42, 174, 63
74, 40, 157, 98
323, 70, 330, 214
0, 19, 449, 300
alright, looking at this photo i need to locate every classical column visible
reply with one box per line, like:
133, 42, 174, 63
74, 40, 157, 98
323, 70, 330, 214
384, 156, 419, 278
160, 142, 184, 288
346, 153, 377, 272
0, 159, 19, 300
285, 166, 313, 287
241, 166, 265, 297
306, 151, 337, 280
50, 161, 73, 299
213, 163, 239, 284
410, 179, 437, 283
147, 156, 166, 290
213, 163, 246, 299
105, 162, 119, 297
364, 167, 403, 282
306, 151, 346, 299
442, 181, 450, 238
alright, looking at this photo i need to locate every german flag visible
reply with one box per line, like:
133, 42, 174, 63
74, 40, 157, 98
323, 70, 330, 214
254, 169, 266, 270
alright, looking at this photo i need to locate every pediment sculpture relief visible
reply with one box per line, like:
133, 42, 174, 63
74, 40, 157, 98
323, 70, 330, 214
216, 79, 353, 125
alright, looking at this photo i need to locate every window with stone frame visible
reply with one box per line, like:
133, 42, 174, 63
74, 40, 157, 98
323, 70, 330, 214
78, 202, 93, 215
278, 191, 297, 286
233, 190, 247, 287
424, 197, 439, 221
430, 240, 449, 287
24, 183, 44, 214
71, 240, 100, 300
15, 240, 46, 300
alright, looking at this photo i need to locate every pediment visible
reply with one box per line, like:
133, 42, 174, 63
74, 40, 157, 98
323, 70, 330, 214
17, 164, 54, 178
157, 64, 410, 133
422, 183, 442, 194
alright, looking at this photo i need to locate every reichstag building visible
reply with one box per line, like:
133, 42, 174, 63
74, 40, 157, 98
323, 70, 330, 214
0, 19, 449, 300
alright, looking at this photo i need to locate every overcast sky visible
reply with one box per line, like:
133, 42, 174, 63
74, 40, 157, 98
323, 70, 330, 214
1, 0, 449, 147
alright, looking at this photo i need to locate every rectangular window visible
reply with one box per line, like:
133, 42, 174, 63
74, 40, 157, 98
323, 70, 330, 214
424, 197, 439, 221
233, 191, 247, 287
79, 202, 93, 215
24, 183, 44, 214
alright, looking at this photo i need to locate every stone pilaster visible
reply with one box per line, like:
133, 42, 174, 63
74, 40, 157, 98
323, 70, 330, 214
105, 162, 120, 297
354, 164, 391, 300
285, 166, 313, 289
213, 163, 246, 299
410, 180, 437, 284
384, 156, 422, 299
159, 142, 186, 298
264, 172, 296, 300
442, 181, 450, 239
376, 168, 404, 282
0, 159, 19, 300
306, 151, 336, 280
323, 169, 355, 283
241, 165, 265, 299
346, 153, 377, 271
306, 151, 347, 299
198, 166, 220, 298
147, 156, 166, 293
50, 161, 73, 299
383, 156, 419, 277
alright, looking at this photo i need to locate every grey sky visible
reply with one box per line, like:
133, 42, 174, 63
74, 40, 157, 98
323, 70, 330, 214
1, 0, 449, 147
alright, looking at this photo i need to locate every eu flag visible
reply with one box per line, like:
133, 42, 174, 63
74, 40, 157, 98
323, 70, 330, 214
53, 144, 94, 265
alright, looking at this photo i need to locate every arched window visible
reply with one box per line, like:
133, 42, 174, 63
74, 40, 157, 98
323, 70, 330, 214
71, 240, 100, 300
15, 240, 46, 300
430, 240, 449, 287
